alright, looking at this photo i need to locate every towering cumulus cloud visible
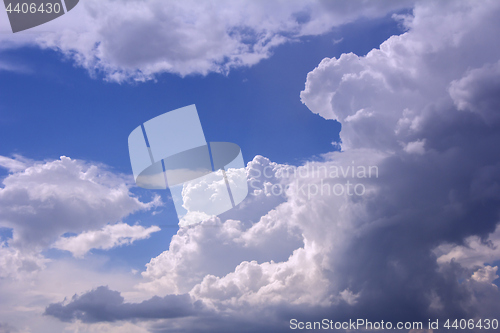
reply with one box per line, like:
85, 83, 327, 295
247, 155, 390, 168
42, 1, 500, 332
299, 0, 500, 324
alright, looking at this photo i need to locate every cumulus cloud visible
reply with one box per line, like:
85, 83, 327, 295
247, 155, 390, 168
0, 0, 414, 82
0, 155, 159, 250
296, 0, 500, 323
44, 0, 500, 332
139, 156, 303, 295
301, 0, 500, 149
435, 225, 500, 269
449, 60, 500, 124
470, 266, 499, 285
52, 223, 161, 258
0, 242, 47, 279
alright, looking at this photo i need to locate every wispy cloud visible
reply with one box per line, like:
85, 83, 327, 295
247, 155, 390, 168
52, 223, 161, 258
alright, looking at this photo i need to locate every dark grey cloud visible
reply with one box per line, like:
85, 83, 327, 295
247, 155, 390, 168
44, 286, 202, 323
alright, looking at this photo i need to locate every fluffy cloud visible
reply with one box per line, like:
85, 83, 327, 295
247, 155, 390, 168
0, 242, 47, 279
52, 223, 161, 258
139, 156, 303, 295
0, 154, 162, 332
435, 225, 500, 269
0, 155, 159, 250
43, 0, 500, 332
301, 0, 500, 149
0, 0, 414, 82
449, 60, 500, 124
471, 266, 499, 285
297, 0, 500, 324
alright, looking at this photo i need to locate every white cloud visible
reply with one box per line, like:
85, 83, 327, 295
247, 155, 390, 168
0, 0, 414, 82
191, 253, 331, 308
0, 155, 31, 173
301, 0, 500, 150
140, 149, 383, 304
403, 139, 426, 155
138, 156, 305, 296
0, 242, 48, 279
339, 288, 361, 306
52, 223, 161, 258
435, 225, 500, 269
471, 266, 498, 286
0, 155, 159, 250
344, 108, 373, 123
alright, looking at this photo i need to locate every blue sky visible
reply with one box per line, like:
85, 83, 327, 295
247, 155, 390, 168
1, 1, 500, 332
